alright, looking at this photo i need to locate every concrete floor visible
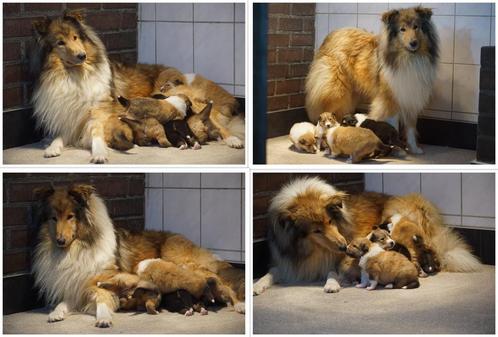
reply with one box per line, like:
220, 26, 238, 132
4, 306, 245, 334
253, 265, 495, 334
3, 140, 245, 165
267, 135, 477, 165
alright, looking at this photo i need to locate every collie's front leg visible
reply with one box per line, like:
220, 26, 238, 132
406, 126, 423, 154
48, 301, 70, 322
323, 271, 341, 293
44, 137, 64, 158
253, 267, 278, 295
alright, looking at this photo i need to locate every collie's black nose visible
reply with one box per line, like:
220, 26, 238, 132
409, 40, 418, 49
77, 53, 87, 61
56, 238, 66, 246
339, 245, 347, 252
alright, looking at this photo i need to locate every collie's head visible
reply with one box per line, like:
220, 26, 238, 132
34, 184, 97, 249
268, 177, 349, 259
381, 6, 439, 66
32, 9, 104, 69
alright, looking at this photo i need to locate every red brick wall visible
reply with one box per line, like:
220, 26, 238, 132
3, 3, 138, 148
3, 173, 145, 276
253, 173, 364, 240
267, 3, 315, 113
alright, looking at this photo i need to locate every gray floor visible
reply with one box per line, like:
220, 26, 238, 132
3, 140, 245, 165
253, 265, 495, 334
267, 135, 477, 165
4, 306, 245, 334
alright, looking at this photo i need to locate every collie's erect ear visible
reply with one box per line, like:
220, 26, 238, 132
33, 186, 55, 200
32, 17, 51, 38
360, 241, 369, 253
414, 6, 433, 21
64, 9, 86, 23
69, 184, 95, 206
381, 9, 399, 25
118, 96, 130, 108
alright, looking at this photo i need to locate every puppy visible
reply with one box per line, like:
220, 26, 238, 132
315, 112, 335, 150
341, 114, 406, 151
325, 121, 392, 163
346, 232, 419, 290
289, 122, 317, 153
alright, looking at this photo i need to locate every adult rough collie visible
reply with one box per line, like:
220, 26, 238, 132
32, 184, 245, 328
305, 6, 439, 154
31, 10, 243, 163
253, 177, 481, 295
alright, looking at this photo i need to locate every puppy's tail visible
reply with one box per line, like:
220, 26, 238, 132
227, 114, 245, 141
432, 226, 483, 272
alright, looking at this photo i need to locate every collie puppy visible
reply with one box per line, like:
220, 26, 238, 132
253, 177, 481, 296
315, 112, 335, 150
382, 194, 482, 272
305, 6, 439, 154
32, 184, 245, 328
289, 122, 317, 153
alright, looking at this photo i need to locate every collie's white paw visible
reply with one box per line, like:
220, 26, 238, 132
90, 155, 108, 164
44, 144, 63, 158
225, 136, 244, 149
48, 311, 65, 322
95, 318, 112, 328
324, 282, 341, 293
253, 282, 269, 295
234, 302, 245, 314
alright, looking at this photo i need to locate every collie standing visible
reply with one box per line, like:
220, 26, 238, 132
305, 6, 439, 154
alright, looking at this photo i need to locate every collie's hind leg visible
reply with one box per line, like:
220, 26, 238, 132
44, 137, 64, 158
48, 301, 70, 322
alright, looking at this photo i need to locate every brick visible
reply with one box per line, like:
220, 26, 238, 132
268, 18, 278, 32
108, 198, 144, 217
289, 63, 309, 77
253, 217, 269, 239
268, 4, 290, 14
279, 18, 302, 31
9, 182, 51, 202
102, 3, 137, 9
267, 95, 288, 111
268, 64, 288, 79
4, 64, 26, 84
276, 79, 301, 94
303, 48, 315, 61
289, 93, 305, 107
3, 17, 41, 38
268, 34, 289, 48
9, 228, 31, 249
86, 12, 122, 32
4, 251, 30, 274
3, 207, 30, 227
254, 194, 272, 216
290, 34, 313, 47
267, 50, 276, 64
121, 12, 138, 29
253, 175, 269, 192
24, 3, 63, 12
267, 81, 276, 96
113, 217, 144, 231
92, 178, 130, 197
129, 178, 144, 196
3, 3, 21, 16
291, 4, 316, 16
277, 48, 303, 63
265, 173, 293, 191
3, 41, 22, 62
303, 18, 315, 32
3, 86, 23, 109
332, 173, 363, 183
103, 31, 137, 51
66, 3, 102, 10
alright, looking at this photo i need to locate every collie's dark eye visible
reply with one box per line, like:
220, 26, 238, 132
400, 27, 406, 32
57, 40, 65, 46
313, 229, 322, 234
67, 214, 74, 220
73, 35, 77, 40
413, 25, 418, 30
51, 216, 57, 222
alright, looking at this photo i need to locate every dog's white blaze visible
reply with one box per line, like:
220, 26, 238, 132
358, 243, 384, 269
354, 113, 367, 127
165, 96, 187, 116
137, 258, 160, 275
390, 213, 403, 226
184, 73, 196, 85
32, 194, 117, 311
325, 125, 339, 153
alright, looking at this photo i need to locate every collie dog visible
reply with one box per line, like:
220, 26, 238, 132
253, 177, 481, 295
33, 184, 245, 328
31, 10, 243, 163
305, 6, 439, 154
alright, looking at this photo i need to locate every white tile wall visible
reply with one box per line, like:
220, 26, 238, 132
145, 173, 245, 263
365, 173, 495, 230
138, 3, 245, 97
315, 3, 495, 124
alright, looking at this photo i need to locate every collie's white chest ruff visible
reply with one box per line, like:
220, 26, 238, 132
32, 62, 112, 146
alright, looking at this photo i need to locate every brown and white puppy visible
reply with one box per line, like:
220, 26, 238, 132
346, 235, 419, 290
315, 112, 335, 150
289, 122, 318, 153
325, 120, 392, 163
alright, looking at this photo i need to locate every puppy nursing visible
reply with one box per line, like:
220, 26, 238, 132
347, 228, 419, 290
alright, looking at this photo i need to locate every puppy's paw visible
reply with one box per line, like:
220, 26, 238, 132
366, 286, 376, 291
48, 311, 65, 322
384, 283, 393, 289
355, 283, 367, 289
200, 307, 208, 315
95, 318, 112, 328
234, 302, 245, 314
419, 270, 428, 278
193, 141, 202, 150
225, 136, 244, 149
179, 144, 188, 150
184, 308, 194, 317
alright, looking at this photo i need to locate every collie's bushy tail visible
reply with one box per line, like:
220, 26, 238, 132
227, 115, 245, 141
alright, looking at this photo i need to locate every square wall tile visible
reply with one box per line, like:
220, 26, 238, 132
235, 3, 245, 22
235, 23, 245, 85
365, 174, 383, 192
462, 173, 495, 218
427, 63, 453, 111
194, 23, 234, 84
210, 249, 242, 263
201, 173, 241, 188
432, 15, 455, 63
382, 173, 421, 196
145, 189, 163, 231
156, 3, 193, 21
443, 215, 462, 227
140, 3, 156, 21
241, 190, 245, 250
358, 14, 382, 34
358, 3, 388, 14
316, 3, 329, 14
201, 190, 241, 251
452, 112, 478, 123
163, 173, 200, 188
462, 216, 495, 229
454, 16, 491, 64
163, 189, 201, 245
234, 85, 245, 97
456, 3, 493, 16
421, 109, 452, 120
138, 22, 156, 64
220, 84, 235, 95
147, 173, 162, 187
329, 3, 357, 14
491, 17, 495, 45
156, 22, 194, 73
453, 64, 480, 113
421, 173, 461, 215
194, 3, 234, 22
329, 13, 358, 32
389, 3, 421, 10
422, 3, 455, 16
315, 14, 329, 49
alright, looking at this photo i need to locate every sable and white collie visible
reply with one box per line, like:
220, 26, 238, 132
253, 177, 481, 295
32, 184, 245, 328
31, 10, 243, 163
305, 6, 439, 154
